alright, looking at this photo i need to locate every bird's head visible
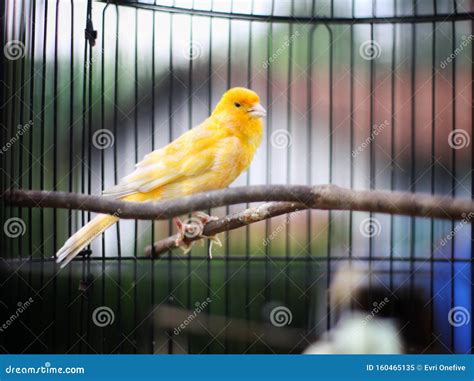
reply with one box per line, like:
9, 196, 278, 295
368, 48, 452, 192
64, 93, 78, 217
212, 87, 266, 122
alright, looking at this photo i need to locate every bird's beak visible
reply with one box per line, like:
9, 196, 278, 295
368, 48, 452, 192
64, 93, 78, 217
248, 103, 266, 118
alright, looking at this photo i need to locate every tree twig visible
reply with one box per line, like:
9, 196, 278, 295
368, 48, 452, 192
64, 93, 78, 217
145, 201, 304, 257
4, 184, 474, 221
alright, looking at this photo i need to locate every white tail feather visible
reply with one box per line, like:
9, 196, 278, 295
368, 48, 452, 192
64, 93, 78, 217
56, 214, 119, 268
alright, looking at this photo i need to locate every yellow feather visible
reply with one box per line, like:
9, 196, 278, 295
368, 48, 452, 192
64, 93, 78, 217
57, 87, 265, 266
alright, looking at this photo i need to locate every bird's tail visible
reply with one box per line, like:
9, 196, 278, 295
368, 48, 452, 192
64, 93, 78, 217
56, 214, 119, 268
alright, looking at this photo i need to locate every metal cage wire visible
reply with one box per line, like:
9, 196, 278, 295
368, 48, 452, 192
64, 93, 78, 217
1, 0, 473, 354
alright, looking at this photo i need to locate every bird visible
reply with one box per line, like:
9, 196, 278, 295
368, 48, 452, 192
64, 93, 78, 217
56, 87, 266, 267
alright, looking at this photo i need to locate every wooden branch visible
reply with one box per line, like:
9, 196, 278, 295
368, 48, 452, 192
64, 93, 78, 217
4, 185, 474, 222
145, 201, 304, 257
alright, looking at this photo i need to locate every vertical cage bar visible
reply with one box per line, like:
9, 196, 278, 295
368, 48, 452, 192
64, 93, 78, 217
348, 0, 355, 267
284, 0, 294, 310
167, 5, 174, 354
85, 0, 94, 352
430, 0, 437, 344
8, 0, 17, 263
52, 0, 60, 352
26, 0, 36, 260
14, 0, 26, 344
133, 5, 139, 354
66, 0, 74, 351
187, 3, 194, 353
368, 0, 376, 297
305, 0, 316, 335
68, 0, 74, 246
450, 15, 456, 352
206, 0, 214, 354
38, 8, 48, 353
81, 2, 87, 232
17, 0, 26, 262
264, 0, 275, 308
149, 2, 156, 355
112, 3, 123, 354
409, 0, 417, 311
244, 0, 254, 352
100, 2, 108, 354
26, 0, 36, 351
224, 0, 233, 353
348, 0, 356, 315
326, 18, 334, 331
53, 0, 59, 255
389, 0, 397, 304
100, 7, 106, 261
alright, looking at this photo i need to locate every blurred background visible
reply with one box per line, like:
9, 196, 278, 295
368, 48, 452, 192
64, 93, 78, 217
1, 0, 473, 354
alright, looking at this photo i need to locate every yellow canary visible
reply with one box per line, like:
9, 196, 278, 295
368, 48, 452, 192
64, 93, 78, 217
56, 87, 266, 266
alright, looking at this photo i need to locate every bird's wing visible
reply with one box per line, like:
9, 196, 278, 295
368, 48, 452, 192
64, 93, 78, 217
102, 122, 218, 198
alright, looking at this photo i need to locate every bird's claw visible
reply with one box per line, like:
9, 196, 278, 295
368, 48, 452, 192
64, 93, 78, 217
174, 212, 221, 258
204, 234, 222, 259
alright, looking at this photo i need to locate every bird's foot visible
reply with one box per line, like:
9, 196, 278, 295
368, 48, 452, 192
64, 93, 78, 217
174, 212, 221, 258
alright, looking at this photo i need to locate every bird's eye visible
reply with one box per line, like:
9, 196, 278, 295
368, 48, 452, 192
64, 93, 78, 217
234, 102, 241, 108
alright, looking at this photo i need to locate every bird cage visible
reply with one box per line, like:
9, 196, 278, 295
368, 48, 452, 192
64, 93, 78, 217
1, 0, 473, 354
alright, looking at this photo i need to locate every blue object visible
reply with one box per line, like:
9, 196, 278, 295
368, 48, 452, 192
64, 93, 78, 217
0, 354, 472, 381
